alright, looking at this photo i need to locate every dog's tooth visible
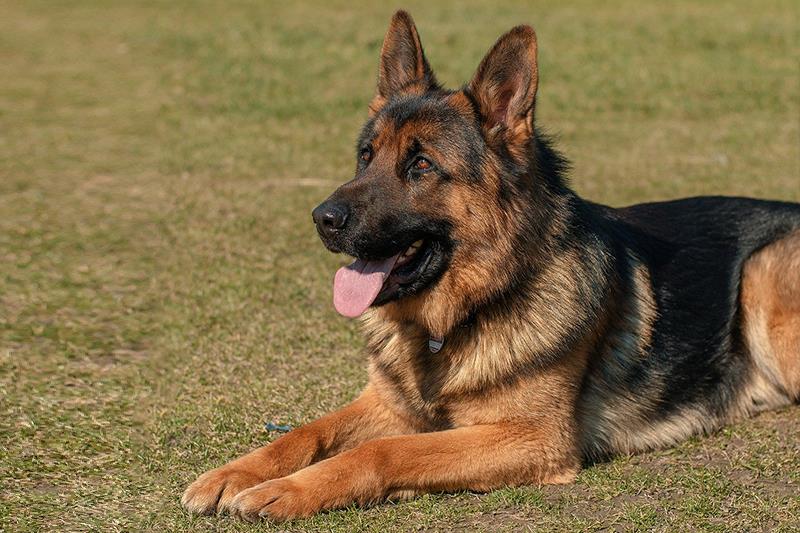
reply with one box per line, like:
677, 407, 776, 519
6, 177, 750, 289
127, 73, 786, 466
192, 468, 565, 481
399, 240, 423, 261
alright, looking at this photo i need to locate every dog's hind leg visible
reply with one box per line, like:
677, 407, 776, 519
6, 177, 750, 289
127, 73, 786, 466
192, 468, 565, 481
741, 230, 800, 402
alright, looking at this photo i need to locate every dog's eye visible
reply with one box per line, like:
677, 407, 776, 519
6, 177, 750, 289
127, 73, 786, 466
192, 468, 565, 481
359, 147, 372, 163
414, 157, 432, 172
406, 156, 435, 180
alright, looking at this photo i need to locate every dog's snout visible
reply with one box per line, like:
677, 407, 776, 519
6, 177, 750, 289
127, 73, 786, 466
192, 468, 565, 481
312, 201, 350, 238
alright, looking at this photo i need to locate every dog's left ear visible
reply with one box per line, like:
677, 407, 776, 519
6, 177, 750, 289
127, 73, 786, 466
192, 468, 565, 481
468, 25, 539, 142
370, 10, 438, 115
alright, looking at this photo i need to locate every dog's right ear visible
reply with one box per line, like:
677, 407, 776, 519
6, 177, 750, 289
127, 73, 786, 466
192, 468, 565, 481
370, 10, 438, 115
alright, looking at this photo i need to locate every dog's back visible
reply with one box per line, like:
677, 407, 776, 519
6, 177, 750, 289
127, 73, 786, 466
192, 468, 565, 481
579, 197, 800, 460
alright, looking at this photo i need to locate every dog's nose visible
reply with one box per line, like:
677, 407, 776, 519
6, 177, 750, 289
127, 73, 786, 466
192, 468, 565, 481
312, 201, 350, 238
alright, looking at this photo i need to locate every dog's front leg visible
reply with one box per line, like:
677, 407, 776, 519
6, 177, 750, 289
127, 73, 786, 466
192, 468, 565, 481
181, 385, 412, 515
230, 421, 580, 521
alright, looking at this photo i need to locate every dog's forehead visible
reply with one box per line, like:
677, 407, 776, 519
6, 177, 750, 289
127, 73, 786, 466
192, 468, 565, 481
362, 93, 475, 148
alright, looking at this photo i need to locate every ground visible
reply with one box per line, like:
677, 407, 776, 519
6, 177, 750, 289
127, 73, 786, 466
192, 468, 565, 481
0, 1, 798, 532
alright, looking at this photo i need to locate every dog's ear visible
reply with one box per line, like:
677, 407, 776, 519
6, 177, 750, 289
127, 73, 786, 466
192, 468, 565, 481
370, 10, 438, 115
468, 25, 538, 142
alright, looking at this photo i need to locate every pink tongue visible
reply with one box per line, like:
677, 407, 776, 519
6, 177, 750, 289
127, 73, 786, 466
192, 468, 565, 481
333, 254, 401, 318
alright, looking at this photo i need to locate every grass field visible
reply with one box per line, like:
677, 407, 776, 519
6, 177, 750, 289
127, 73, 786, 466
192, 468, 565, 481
1, 1, 798, 531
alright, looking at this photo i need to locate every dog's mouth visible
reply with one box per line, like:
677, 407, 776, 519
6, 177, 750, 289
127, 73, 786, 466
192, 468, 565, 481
333, 238, 440, 317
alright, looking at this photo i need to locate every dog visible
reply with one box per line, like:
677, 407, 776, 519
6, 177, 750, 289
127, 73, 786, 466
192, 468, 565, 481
182, 10, 800, 521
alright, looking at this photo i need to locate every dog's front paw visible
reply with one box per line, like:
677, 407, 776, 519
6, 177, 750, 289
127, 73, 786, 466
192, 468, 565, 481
181, 467, 264, 515
230, 477, 320, 522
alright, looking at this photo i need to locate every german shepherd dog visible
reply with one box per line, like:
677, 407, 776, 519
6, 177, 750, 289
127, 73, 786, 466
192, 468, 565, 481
182, 11, 800, 521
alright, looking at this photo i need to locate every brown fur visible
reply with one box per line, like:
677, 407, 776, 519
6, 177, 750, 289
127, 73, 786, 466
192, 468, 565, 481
741, 230, 800, 400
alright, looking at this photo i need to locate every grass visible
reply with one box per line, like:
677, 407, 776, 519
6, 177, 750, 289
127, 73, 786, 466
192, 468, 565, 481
1, 0, 798, 531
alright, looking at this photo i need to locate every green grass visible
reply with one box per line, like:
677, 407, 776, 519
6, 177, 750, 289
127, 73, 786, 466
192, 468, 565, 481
1, 1, 798, 531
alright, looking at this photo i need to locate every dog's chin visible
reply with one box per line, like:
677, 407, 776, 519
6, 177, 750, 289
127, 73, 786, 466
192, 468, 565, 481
370, 238, 449, 307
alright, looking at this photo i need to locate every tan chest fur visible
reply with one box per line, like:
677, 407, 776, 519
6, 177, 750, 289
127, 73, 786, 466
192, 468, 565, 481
362, 310, 589, 434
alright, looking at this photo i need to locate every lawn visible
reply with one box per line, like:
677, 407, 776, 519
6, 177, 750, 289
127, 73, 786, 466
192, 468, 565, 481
0, 1, 798, 531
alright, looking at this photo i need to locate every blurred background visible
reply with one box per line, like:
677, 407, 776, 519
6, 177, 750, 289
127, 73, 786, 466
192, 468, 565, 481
1, 1, 798, 531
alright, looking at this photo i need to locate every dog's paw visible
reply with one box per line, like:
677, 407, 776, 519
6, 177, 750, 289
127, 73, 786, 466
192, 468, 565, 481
181, 467, 264, 515
230, 477, 319, 522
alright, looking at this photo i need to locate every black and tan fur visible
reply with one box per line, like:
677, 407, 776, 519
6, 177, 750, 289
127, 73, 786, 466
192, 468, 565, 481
182, 11, 800, 521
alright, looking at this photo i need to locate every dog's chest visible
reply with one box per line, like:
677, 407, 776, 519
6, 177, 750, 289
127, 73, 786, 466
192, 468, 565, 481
365, 324, 562, 430
368, 339, 463, 430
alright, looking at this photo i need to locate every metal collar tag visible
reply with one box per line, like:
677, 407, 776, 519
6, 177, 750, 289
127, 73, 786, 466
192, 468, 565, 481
428, 336, 444, 353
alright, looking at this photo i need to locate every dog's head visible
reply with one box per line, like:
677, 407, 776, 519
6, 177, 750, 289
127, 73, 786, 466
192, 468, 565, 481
313, 11, 561, 335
